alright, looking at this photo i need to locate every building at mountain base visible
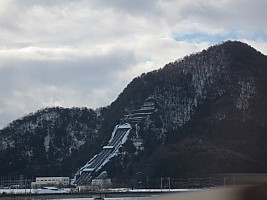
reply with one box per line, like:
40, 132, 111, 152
31, 177, 69, 188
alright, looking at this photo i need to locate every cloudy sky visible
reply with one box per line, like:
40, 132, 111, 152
1, 0, 267, 128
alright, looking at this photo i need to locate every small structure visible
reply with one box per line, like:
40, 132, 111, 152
92, 171, 111, 190
31, 177, 69, 188
92, 178, 111, 190
76, 172, 111, 192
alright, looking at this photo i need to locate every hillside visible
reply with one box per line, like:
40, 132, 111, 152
0, 41, 267, 179
0, 107, 101, 177
102, 41, 267, 178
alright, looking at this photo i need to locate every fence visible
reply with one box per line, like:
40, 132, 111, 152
78, 176, 235, 191
0, 175, 235, 190
0, 175, 32, 189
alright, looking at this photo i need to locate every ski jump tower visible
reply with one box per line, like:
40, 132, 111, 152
74, 123, 131, 185
74, 98, 157, 185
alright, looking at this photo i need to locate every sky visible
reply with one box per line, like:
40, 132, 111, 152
1, 0, 267, 128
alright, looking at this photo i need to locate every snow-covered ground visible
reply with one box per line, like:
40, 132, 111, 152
106, 188, 203, 193
0, 188, 202, 195
0, 188, 70, 194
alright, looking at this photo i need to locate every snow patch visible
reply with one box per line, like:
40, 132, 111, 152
0, 138, 15, 150
44, 133, 51, 152
235, 80, 256, 111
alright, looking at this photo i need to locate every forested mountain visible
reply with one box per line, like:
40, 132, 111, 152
101, 41, 267, 178
0, 107, 102, 177
0, 41, 267, 179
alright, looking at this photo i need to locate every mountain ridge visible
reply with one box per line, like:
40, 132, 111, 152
1, 40, 267, 179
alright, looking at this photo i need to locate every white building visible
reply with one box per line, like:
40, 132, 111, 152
92, 178, 111, 188
31, 177, 69, 188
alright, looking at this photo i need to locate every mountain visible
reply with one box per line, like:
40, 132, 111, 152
101, 41, 267, 178
0, 107, 102, 177
0, 41, 267, 179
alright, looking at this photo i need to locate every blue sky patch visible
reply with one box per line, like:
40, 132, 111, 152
172, 32, 238, 44
173, 31, 267, 44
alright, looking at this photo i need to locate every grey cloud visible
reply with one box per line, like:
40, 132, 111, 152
1, 0, 267, 128
0, 0, 149, 47
0, 49, 137, 127
0, 49, 136, 92
90, 0, 158, 15
176, 0, 267, 35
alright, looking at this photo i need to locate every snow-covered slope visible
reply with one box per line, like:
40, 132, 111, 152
101, 41, 267, 178
0, 107, 100, 177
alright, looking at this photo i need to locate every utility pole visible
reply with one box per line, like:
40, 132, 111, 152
24, 179, 26, 194
168, 177, 171, 193
160, 177, 163, 192
146, 175, 148, 189
146, 164, 149, 189
209, 177, 212, 187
